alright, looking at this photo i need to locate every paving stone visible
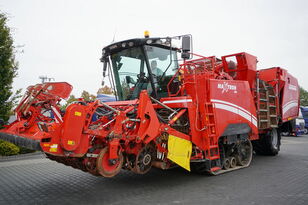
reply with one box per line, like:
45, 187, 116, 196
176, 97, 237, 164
0, 136, 307, 205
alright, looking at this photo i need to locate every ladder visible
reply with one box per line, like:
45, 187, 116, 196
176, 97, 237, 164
204, 103, 220, 160
202, 79, 220, 161
256, 78, 278, 129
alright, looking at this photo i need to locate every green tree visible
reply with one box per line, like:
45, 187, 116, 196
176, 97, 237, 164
300, 86, 308, 106
61, 91, 96, 110
66, 94, 78, 104
81, 90, 96, 101
61, 94, 77, 110
97, 85, 114, 95
0, 13, 20, 122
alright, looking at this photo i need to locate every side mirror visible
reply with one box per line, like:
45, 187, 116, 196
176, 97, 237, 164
181, 35, 192, 59
102, 61, 107, 77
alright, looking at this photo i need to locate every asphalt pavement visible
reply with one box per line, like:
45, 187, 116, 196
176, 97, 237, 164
0, 135, 308, 205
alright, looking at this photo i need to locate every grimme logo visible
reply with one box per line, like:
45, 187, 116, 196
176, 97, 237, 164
217, 82, 237, 93
289, 84, 297, 91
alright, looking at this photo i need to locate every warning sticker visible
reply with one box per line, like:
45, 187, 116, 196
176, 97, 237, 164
75, 111, 82, 116
49, 144, 58, 152
67, 140, 75, 145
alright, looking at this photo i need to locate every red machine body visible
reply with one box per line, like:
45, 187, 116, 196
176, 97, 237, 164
0, 37, 300, 177
259, 67, 299, 122
0, 82, 72, 150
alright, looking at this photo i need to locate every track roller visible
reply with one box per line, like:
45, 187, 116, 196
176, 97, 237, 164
223, 158, 231, 170
209, 138, 253, 175
236, 139, 253, 166
230, 157, 236, 168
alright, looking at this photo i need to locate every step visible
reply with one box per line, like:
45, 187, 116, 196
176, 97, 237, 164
259, 119, 268, 122
210, 166, 221, 172
259, 109, 268, 112
257, 88, 267, 91
269, 95, 276, 98
269, 105, 276, 108
260, 98, 268, 102
209, 156, 220, 160
270, 125, 278, 128
270, 115, 277, 117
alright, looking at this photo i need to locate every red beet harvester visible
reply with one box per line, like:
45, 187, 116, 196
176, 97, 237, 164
0, 34, 299, 177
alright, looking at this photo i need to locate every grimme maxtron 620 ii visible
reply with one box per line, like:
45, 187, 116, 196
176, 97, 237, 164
0, 34, 299, 177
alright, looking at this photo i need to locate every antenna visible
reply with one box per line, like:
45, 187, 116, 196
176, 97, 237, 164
111, 28, 117, 43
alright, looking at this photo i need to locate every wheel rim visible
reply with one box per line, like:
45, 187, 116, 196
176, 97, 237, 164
271, 129, 278, 150
97, 147, 123, 177
223, 158, 231, 170
236, 139, 253, 166
230, 157, 236, 168
134, 144, 154, 174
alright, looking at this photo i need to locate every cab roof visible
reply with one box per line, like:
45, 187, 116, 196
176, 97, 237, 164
101, 37, 179, 59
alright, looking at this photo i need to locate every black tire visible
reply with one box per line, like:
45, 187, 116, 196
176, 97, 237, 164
253, 128, 281, 156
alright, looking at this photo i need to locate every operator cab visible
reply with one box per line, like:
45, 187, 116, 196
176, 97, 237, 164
101, 35, 191, 100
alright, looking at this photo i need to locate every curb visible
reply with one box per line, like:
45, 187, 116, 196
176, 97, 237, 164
0, 151, 44, 162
